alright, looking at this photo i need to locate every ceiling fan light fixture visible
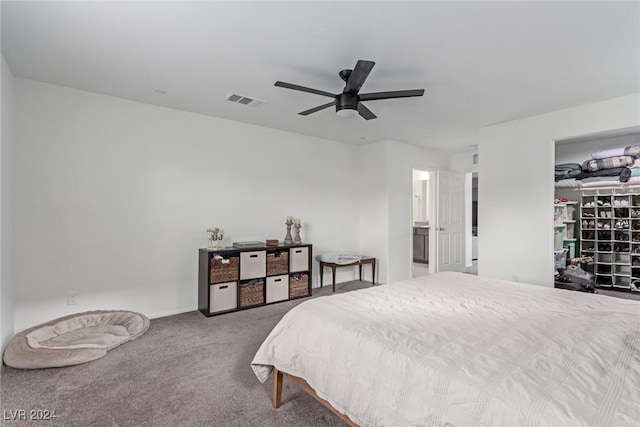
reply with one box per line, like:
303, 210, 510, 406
335, 93, 358, 118
336, 107, 358, 118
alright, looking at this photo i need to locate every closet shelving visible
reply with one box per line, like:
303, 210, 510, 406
554, 201, 578, 256
580, 190, 640, 292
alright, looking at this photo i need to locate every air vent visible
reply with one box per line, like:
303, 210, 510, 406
225, 93, 266, 108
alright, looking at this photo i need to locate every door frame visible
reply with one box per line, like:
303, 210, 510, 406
410, 168, 468, 276
411, 168, 436, 276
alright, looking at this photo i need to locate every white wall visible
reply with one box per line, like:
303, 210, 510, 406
450, 150, 478, 174
11, 78, 365, 331
358, 141, 389, 284
479, 94, 640, 286
1, 57, 15, 349
386, 141, 448, 283
357, 140, 448, 284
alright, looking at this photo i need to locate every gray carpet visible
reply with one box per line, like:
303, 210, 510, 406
0, 280, 373, 427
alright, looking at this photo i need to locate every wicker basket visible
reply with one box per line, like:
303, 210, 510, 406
289, 273, 309, 298
267, 250, 289, 276
239, 279, 265, 307
210, 256, 239, 284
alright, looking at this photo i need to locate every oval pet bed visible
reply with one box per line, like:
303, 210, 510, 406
3, 310, 150, 369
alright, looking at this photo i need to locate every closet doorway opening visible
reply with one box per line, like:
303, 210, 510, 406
412, 169, 432, 278
465, 172, 479, 275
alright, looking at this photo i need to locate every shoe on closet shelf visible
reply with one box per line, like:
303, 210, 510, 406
621, 200, 629, 207
603, 202, 611, 207
614, 200, 621, 207
597, 200, 604, 206
607, 211, 613, 218
582, 220, 588, 228
604, 223, 611, 229
589, 220, 595, 228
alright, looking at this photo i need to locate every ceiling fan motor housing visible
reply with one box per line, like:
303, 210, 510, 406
335, 93, 358, 114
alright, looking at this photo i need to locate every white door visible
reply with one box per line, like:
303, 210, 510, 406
435, 170, 466, 272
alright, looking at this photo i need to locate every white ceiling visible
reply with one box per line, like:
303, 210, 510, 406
2, 1, 639, 152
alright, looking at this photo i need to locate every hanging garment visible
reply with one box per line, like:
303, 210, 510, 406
555, 163, 582, 181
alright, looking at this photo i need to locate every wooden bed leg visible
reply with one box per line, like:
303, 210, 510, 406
273, 368, 284, 408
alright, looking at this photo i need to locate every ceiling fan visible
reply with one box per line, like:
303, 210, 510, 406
274, 60, 425, 120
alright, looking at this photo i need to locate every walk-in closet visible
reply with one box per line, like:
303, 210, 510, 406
555, 128, 640, 298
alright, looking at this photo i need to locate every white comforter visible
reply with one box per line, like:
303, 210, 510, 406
251, 272, 640, 427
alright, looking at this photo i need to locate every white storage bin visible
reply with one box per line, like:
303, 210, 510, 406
598, 253, 612, 263
614, 265, 631, 275
289, 247, 309, 272
614, 276, 630, 287
209, 281, 237, 314
266, 274, 289, 303
240, 250, 266, 280
615, 253, 630, 264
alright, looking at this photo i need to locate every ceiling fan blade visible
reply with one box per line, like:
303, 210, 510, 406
359, 89, 425, 101
344, 60, 375, 94
358, 103, 377, 120
274, 81, 335, 98
299, 101, 335, 116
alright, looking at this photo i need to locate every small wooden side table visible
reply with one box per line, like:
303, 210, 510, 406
319, 256, 376, 292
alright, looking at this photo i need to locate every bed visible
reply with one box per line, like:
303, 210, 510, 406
251, 272, 640, 426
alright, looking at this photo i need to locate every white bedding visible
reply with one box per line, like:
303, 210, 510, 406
251, 272, 640, 426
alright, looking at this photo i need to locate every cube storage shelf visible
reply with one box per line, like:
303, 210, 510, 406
554, 202, 578, 256
579, 191, 640, 292
198, 243, 313, 316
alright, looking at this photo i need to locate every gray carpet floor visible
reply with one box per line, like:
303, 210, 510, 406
0, 280, 372, 427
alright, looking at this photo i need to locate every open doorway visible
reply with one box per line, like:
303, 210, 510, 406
412, 169, 431, 278
411, 168, 467, 278
466, 172, 479, 275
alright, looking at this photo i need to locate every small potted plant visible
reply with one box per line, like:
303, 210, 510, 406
206, 227, 223, 248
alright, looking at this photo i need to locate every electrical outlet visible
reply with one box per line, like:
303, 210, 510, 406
67, 292, 77, 305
